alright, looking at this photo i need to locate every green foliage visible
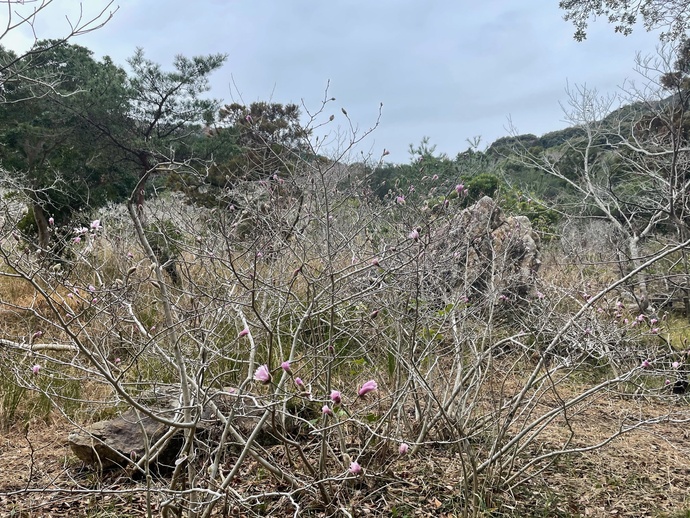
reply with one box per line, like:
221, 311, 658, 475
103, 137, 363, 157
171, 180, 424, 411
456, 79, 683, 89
559, 0, 690, 41
501, 189, 560, 237
0, 41, 137, 240
0, 41, 226, 248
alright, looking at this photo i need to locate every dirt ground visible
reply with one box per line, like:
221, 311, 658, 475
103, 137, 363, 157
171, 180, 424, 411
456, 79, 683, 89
1, 391, 689, 518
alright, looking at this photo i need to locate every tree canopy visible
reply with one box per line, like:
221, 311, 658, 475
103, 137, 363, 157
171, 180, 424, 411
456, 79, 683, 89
560, 0, 690, 41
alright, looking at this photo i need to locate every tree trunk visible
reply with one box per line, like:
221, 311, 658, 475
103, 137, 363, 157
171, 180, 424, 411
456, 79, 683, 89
628, 235, 649, 312
32, 202, 50, 252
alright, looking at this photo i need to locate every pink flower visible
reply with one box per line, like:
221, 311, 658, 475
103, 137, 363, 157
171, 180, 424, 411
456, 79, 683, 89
637, 314, 645, 322
651, 328, 660, 334
295, 377, 305, 389
90, 219, 102, 231
408, 228, 419, 240
349, 461, 362, 475
281, 361, 292, 373
48, 217, 54, 226
455, 184, 464, 194
370, 309, 379, 319
88, 285, 96, 292
238, 327, 250, 338
641, 359, 651, 369
330, 390, 342, 405
73, 237, 81, 244
32, 364, 41, 375
371, 257, 380, 267
650, 318, 658, 325
396, 195, 406, 205
399, 443, 409, 454
31, 330, 42, 340
672, 361, 680, 369
114, 358, 121, 365
382, 149, 390, 156
253, 364, 271, 384
322, 405, 333, 416
358, 380, 378, 397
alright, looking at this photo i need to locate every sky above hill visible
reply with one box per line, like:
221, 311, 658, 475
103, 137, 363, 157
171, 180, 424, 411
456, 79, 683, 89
2, 1, 664, 163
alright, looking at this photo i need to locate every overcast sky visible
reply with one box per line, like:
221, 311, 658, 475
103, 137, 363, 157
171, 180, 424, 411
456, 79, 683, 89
3, 1, 664, 163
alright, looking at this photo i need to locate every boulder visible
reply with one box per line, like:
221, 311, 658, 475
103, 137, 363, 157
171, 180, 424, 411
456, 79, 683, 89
431, 196, 540, 301
68, 385, 315, 469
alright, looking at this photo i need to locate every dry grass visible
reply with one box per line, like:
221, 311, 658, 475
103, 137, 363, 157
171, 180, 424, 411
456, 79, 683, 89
0, 377, 688, 517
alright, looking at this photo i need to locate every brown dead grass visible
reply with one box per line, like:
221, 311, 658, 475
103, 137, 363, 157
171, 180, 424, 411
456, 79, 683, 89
0, 384, 688, 517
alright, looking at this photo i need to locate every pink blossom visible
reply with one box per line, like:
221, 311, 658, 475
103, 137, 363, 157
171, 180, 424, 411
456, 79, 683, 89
90, 219, 102, 231
370, 309, 379, 319
641, 359, 651, 369
32, 364, 41, 375
399, 443, 409, 454
432, 174, 438, 180
408, 228, 419, 240
330, 390, 342, 405
322, 405, 333, 416
281, 361, 292, 373
650, 318, 658, 325
382, 149, 390, 156
294, 377, 305, 389
349, 461, 362, 475
358, 380, 378, 397
665, 379, 671, 385
253, 364, 271, 384
48, 217, 54, 226
31, 330, 42, 340
88, 285, 96, 293
73, 237, 81, 244
238, 328, 250, 338
114, 358, 121, 365
637, 314, 645, 322
127, 252, 134, 259
396, 195, 406, 205
651, 328, 660, 334
672, 361, 680, 369
371, 258, 380, 267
